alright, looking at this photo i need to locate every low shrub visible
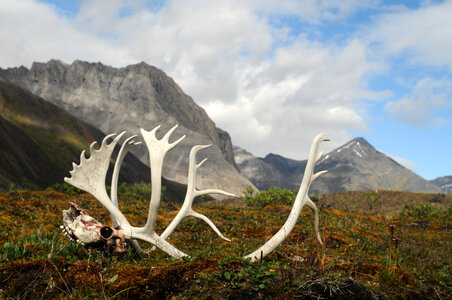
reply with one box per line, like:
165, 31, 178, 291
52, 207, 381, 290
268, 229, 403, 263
243, 186, 296, 208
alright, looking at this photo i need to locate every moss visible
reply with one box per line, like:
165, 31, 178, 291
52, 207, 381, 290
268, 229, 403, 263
0, 190, 450, 298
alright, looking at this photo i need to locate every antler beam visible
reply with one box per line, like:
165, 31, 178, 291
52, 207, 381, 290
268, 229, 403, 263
244, 133, 328, 262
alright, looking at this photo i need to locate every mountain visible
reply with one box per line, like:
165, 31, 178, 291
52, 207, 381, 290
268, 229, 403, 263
233, 146, 284, 190
430, 176, 452, 194
0, 60, 253, 195
234, 137, 442, 194
0, 77, 150, 190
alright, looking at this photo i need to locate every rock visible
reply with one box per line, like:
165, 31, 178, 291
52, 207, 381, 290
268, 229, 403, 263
0, 60, 253, 196
234, 137, 443, 194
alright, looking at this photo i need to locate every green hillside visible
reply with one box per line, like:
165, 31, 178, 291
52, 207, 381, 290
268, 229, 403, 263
0, 77, 149, 190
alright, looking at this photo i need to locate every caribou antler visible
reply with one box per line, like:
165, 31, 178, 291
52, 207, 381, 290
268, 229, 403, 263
244, 133, 328, 262
64, 127, 187, 258
62, 124, 327, 262
63, 125, 236, 258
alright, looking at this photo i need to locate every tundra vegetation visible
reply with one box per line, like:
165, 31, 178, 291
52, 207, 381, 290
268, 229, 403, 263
0, 185, 450, 299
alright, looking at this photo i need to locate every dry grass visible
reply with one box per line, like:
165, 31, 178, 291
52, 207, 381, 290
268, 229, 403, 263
0, 189, 450, 299
317, 190, 452, 215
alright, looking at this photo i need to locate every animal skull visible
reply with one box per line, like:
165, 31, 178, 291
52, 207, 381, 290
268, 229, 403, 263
61, 202, 129, 253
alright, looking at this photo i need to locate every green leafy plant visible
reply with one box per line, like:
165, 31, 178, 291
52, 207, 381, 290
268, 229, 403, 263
360, 190, 380, 212
48, 182, 83, 196
117, 182, 153, 199
400, 202, 442, 219
0, 229, 85, 262
243, 186, 296, 208
212, 257, 281, 291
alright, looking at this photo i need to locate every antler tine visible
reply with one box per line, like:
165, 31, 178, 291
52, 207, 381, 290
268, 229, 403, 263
305, 197, 323, 245
195, 189, 236, 197
315, 151, 324, 163
158, 144, 232, 243
311, 170, 328, 184
79, 150, 87, 163
197, 158, 208, 168
162, 125, 186, 149
88, 141, 97, 156
102, 132, 119, 147
162, 124, 179, 142
245, 133, 328, 262
190, 211, 231, 242
149, 124, 161, 137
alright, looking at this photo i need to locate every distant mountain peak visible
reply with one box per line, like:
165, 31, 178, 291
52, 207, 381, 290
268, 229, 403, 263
430, 175, 452, 194
235, 136, 442, 194
328, 137, 376, 162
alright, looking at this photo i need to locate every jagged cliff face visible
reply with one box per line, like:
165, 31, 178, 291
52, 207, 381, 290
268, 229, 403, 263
0, 60, 252, 195
233, 146, 284, 190
235, 137, 443, 194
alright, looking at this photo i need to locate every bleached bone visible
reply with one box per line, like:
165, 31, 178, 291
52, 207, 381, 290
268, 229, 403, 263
64, 125, 236, 258
136, 125, 185, 236
305, 197, 322, 245
61, 203, 128, 253
65, 127, 188, 258
158, 144, 235, 243
110, 135, 141, 227
65, 132, 131, 228
109, 135, 145, 255
63, 124, 327, 261
244, 133, 328, 262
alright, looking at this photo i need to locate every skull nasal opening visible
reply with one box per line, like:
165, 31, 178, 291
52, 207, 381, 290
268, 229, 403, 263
100, 226, 114, 239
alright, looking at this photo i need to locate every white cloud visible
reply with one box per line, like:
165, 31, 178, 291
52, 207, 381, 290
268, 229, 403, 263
0, 0, 394, 160
367, 1, 452, 70
0, 0, 133, 68
385, 77, 451, 127
384, 152, 418, 170
206, 37, 387, 158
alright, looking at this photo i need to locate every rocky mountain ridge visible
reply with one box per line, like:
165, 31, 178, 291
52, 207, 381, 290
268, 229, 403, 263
234, 137, 443, 194
0, 60, 253, 195
430, 176, 452, 194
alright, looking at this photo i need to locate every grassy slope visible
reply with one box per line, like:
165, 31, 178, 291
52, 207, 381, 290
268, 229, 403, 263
0, 77, 104, 189
0, 115, 65, 189
0, 78, 152, 190
317, 190, 452, 216
0, 189, 450, 299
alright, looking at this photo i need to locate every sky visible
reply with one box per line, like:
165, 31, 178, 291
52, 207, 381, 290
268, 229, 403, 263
0, 0, 451, 180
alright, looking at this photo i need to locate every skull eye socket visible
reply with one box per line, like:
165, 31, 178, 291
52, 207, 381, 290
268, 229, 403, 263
100, 226, 114, 239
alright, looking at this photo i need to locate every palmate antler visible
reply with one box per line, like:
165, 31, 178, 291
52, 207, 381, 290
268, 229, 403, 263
62, 125, 328, 261
63, 125, 234, 257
